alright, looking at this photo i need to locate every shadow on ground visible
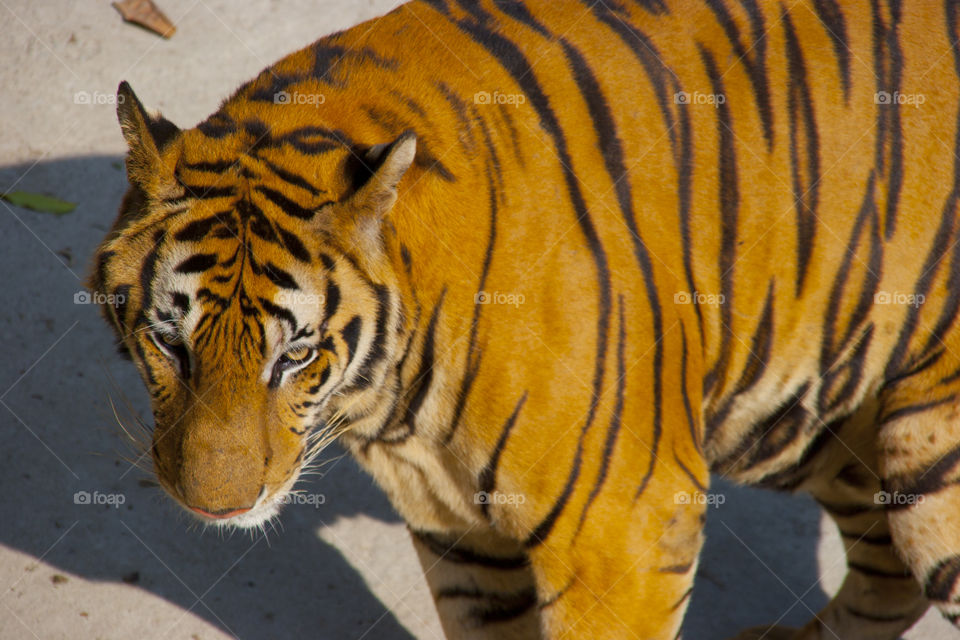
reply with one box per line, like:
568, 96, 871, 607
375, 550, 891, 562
1, 155, 831, 639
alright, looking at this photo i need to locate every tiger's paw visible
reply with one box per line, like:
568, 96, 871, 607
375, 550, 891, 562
727, 624, 800, 640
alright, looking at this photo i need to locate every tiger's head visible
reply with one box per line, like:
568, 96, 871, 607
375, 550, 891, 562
90, 83, 417, 528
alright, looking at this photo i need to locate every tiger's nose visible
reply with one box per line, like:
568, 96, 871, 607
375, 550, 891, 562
188, 505, 253, 519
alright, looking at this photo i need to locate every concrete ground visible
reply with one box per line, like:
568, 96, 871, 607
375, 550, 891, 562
0, 1, 954, 638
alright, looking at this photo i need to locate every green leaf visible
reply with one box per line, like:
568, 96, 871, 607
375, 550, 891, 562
1, 190, 76, 216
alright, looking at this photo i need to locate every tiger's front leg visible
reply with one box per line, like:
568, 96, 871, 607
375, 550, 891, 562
410, 527, 541, 639
512, 316, 708, 639
526, 463, 708, 640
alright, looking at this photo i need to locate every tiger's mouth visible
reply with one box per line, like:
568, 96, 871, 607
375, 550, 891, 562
173, 468, 304, 530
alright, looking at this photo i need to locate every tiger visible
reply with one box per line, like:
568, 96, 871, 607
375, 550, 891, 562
88, 0, 960, 637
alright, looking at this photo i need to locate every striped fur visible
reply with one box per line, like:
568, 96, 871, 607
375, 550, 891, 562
90, 1, 960, 637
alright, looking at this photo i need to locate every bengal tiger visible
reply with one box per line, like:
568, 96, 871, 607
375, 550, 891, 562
89, 0, 960, 637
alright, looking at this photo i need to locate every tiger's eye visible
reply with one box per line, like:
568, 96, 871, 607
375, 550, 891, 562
283, 346, 312, 363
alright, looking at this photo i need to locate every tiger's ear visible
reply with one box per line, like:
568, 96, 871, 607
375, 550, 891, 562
116, 81, 182, 193
335, 131, 417, 257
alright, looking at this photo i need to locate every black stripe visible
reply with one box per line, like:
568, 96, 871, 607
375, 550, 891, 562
389, 88, 429, 119
659, 562, 693, 574
882, 436, 960, 507
245, 199, 281, 245
262, 262, 299, 290
843, 605, 908, 623
576, 297, 626, 534
926, 554, 960, 601
275, 225, 310, 263
820, 326, 875, 414
247, 72, 301, 103
175, 253, 217, 274
848, 561, 913, 579
256, 185, 316, 220
353, 285, 391, 387
420, 0, 449, 15
680, 325, 700, 453
704, 0, 773, 149
782, 5, 820, 296
872, 0, 904, 239
700, 44, 739, 398
196, 112, 237, 138
436, 585, 536, 626
812, 0, 851, 99
170, 291, 190, 314
340, 316, 362, 364
257, 296, 297, 332
412, 530, 528, 569
711, 382, 811, 473
436, 81, 477, 152
260, 157, 325, 196
670, 586, 694, 612
445, 142, 500, 445
674, 449, 707, 493
181, 159, 235, 173
817, 499, 878, 518
174, 212, 231, 242
183, 185, 235, 200
756, 416, 843, 490
879, 394, 956, 426
135, 232, 165, 330
739, 281, 775, 391
324, 281, 340, 320
819, 173, 879, 397
276, 126, 352, 154
478, 393, 528, 520
839, 530, 892, 545
403, 291, 444, 432
706, 281, 775, 431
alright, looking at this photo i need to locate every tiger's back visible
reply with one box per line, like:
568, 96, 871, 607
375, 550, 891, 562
92, 1, 960, 638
